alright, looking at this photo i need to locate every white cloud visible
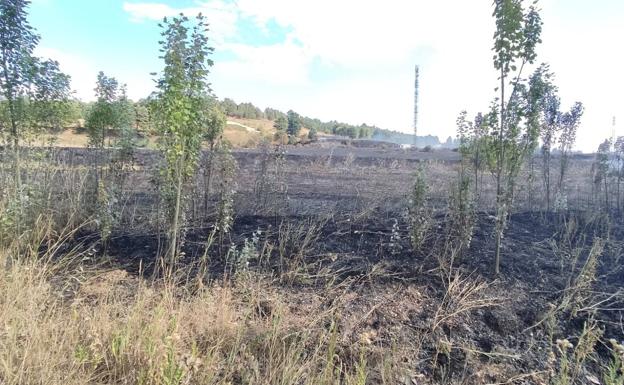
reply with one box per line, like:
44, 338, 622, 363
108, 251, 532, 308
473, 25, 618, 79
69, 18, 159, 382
118, 0, 624, 152
539, 6, 624, 151
214, 40, 312, 87
35, 47, 97, 101
122, 1, 238, 47
123, 2, 176, 22
218, 0, 498, 136
36, 47, 156, 102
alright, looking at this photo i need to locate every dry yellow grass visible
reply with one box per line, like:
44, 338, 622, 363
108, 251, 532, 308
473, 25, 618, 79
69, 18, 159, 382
223, 124, 264, 147
45, 117, 282, 149
0, 218, 374, 385
0, 259, 367, 384
49, 129, 90, 147
44, 116, 321, 150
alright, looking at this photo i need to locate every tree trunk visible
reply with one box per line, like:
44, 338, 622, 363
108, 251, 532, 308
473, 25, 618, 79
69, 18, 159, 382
605, 176, 609, 212
544, 152, 551, 212
495, 67, 506, 275
7, 99, 21, 190
169, 156, 184, 270
617, 173, 621, 216
203, 143, 215, 221
474, 148, 480, 206
529, 156, 535, 212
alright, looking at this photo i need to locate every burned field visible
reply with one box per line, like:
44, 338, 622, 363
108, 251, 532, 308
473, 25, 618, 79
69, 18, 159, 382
4, 144, 620, 385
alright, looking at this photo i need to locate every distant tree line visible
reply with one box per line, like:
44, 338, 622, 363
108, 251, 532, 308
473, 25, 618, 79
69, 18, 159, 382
216, 98, 377, 140
215, 98, 464, 145
2, 91, 462, 148
219, 98, 265, 120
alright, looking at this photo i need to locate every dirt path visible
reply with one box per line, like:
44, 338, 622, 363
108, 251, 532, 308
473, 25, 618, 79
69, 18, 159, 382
227, 120, 260, 133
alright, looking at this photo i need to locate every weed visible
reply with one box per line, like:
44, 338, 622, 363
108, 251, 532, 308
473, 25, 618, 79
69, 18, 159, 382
409, 167, 431, 252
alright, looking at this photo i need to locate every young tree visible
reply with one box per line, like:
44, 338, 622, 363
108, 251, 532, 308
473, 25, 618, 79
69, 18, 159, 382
557, 102, 583, 192
133, 99, 151, 134
265, 107, 285, 121
116, 85, 134, 128
86, 72, 119, 148
287, 110, 301, 137
200, 101, 226, 214
85, 71, 120, 198
488, 0, 544, 274
409, 168, 431, 252
595, 139, 612, 210
457, 110, 491, 203
614, 137, 624, 214
29, 59, 72, 137
274, 115, 288, 132
538, 74, 558, 211
0, 0, 71, 188
203, 102, 225, 148
153, 14, 214, 268
308, 126, 318, 141
114, 84, 137, 168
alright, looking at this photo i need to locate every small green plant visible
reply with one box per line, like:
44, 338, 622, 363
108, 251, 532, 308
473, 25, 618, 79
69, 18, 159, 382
227, 229, 261, 276
408, 167, 431, 252
603, 339, 624, 385
594, 139, 612, 211
161, 344, 185, 385
552, 338, 574, 385
214, 145, 237, 242
447, 171, 476, 257
565, 238, 602, 316
94, 180, 116, 243
253, 144, 288, 216
550, 320, 602, 385
198, 143, 238, 280
456, 110, 492, 203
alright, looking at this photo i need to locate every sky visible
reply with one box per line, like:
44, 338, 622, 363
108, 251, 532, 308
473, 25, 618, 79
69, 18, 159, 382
28, 0, 624, 152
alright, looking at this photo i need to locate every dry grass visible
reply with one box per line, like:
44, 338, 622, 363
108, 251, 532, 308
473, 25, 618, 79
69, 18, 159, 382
222, 124, 264, 148
41, 117, 278, 150
0, 250, 375, 385
41, 117, 320, 150
0, 209, 382, 385
227, 117, 275, 135
49, 129, 90, 147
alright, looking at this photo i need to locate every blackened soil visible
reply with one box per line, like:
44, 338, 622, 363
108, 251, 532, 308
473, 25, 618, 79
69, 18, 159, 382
66, 210, 624, 384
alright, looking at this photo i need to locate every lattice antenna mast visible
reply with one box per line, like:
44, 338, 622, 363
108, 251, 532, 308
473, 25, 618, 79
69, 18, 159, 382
414, 65, 419, 147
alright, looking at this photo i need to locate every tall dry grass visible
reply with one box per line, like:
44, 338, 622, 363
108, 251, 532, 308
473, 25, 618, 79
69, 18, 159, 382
0, 220, 373, 385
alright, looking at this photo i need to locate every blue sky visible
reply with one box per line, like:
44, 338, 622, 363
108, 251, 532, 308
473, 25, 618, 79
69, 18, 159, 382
29, 0, 624, 152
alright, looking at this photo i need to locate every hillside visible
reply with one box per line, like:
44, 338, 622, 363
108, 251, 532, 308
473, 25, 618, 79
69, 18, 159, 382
47, 116, 306, 149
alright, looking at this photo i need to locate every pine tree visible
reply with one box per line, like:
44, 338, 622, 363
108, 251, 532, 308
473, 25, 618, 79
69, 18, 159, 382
287, 110, 301, 137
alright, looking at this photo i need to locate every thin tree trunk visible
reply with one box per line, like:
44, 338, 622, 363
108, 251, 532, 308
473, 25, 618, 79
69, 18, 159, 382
495, 67, 505, 275
605, 177, 609, 212
529, 156, 535, 212
7, 100, 21, 190
617, 173, 621, 216
203, 143, 215, 221
170, 156, 184, 271
544, 151, 551, 212
474, 148, 480, 207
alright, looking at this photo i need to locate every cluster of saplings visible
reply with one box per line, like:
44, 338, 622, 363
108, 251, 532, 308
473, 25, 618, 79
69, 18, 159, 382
404, 0, 624, 278
1, 0, 618, 279
0, 2, 239, 277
